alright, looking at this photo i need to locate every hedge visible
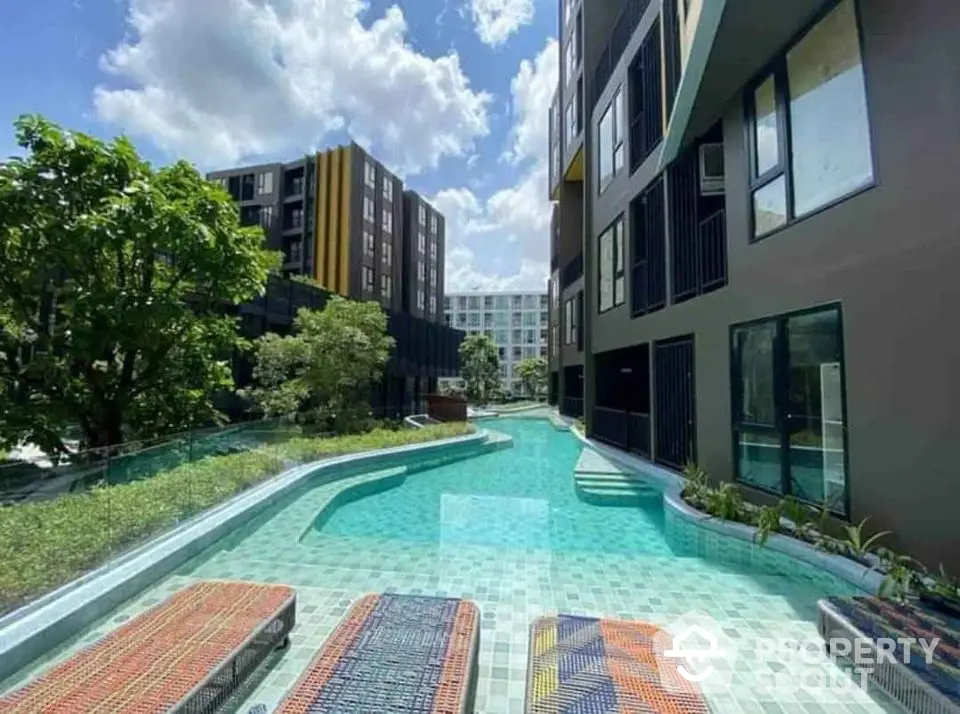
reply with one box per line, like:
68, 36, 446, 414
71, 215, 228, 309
0, 422, 473, 614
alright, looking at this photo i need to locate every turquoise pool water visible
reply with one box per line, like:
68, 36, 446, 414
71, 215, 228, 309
309, 418, 668, 555
3, 417, 897, 714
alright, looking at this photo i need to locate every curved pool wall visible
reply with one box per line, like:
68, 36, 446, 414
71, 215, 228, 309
0, 429, 494, 684
567, 422, 883, 595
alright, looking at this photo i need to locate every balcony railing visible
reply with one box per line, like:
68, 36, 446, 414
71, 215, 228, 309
591, 0, 652, 110
561, 253, 583, 290
699, 209, 728, 293
592, 407, 650, 458
562, 397, 584, 419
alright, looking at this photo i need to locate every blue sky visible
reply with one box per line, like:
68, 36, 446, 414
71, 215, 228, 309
0, 0, 559, 292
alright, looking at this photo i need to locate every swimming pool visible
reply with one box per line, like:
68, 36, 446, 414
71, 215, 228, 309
2, 418, 899, 713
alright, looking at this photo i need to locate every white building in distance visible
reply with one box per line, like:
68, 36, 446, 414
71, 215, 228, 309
442, 290, 549, 395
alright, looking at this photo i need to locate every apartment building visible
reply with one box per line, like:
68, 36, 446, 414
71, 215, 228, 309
548, 0, 960, 569
442, 291, 549, 395
208, 144, 457, 416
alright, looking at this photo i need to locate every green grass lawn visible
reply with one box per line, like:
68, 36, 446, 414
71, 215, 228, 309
0, 422, 473, 615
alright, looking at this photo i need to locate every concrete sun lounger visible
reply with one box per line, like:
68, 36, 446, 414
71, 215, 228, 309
0, 580, 296, 714
274, 593, 480, 714
526, 614, 710, 713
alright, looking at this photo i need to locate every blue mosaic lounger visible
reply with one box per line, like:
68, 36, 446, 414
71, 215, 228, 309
819, 596, 959, 714
275, 593, 479, 714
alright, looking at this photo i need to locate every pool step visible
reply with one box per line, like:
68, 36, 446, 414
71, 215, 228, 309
574, 448, 660, 505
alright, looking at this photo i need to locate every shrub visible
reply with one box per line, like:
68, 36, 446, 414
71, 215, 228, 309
0, 422, 472, 614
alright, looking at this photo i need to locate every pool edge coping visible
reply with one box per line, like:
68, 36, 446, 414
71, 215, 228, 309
562, 416, 883, 595
0, 429, 488, 683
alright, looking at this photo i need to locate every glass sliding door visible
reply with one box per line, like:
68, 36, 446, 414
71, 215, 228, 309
731, 305, 848, 514
785, 307, 847, 511
732, 321, 783, 493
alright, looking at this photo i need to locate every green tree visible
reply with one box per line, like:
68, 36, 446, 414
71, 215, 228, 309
458, 333, 500, 406
516, 357, 547, 399
244, 297, 395, 432
0, 116, 277, 453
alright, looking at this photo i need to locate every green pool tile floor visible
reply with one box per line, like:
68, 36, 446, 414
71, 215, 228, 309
0, 419, 904, 714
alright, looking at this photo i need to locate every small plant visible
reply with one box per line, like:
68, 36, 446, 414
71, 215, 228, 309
681, 461, 710, 505
876, 548, 925, 602
842, 516, 891, 560
704, 482, 745, 522
574, 417, 586, 433
918, 564, 960, 608
779, 496, 812, 538
753, 504, 782, 546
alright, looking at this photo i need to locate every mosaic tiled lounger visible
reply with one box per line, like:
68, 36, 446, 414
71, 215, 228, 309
0, 581, 295, 714
526, 615, 709, 713
275, 593, 479, 714
819, 596, 960, 714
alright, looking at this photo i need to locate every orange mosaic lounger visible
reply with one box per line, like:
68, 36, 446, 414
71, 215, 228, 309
0, 580, 296, 714
275, 593, 479, 714
526, 615, 710, 713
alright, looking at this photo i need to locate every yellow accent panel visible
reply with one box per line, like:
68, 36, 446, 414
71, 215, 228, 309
564, 146, 583, 182
327, 150, 341, 293
338, 146, 352, 296
314, 152, 329, 286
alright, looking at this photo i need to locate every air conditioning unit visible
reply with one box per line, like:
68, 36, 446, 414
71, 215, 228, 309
698, 142, 725, 196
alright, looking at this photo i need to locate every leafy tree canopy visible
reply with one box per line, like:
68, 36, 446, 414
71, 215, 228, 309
0, 115, 278, 452
516, 357, 547, 398
458, 333, 500, 406
244, 297, 395, 432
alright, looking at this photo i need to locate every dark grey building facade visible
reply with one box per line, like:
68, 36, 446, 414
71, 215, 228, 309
549, 0, 960, 570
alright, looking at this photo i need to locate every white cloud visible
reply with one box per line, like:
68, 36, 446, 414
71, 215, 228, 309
94, 0, 492, 174
467, 0, 535, 47
435, 38, 557, 293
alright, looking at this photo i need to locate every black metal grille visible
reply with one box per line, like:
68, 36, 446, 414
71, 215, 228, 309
184, 597, 295, 714
591, 0, 653, 111
630, 176, 667, 318
654, 336, 696, 471
629, 19, 663, 173
663, 0, 682, 119
575, 291, 584, 352
562, 397, 584, 419
593, 407, 651, 458
669, 146, 727, 303
561, 252, 583, 290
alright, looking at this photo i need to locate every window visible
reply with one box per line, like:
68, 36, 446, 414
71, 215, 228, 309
417, 289, 426, 312
363, 266, 375, 293
747, 0, 873, 240
512, 329, 522, 343
563, 0, 573, 27
382, 241, 392, 266
468, 296, 480, 310
430, 214, 438, 234
458, 296, 468, 310
382, 208, 392, 234
259, 205, 274, 229
430, 267, 437, 287
383, 176, 393, 202
418, 204, 426, 226
418, 262, 425, 282
564, 30, 579, 82
381, 273, 393, 300
551, 270, 560, 311
417, 232, 426, 254
468, 313, 480, 327
513, 346, 522, 360
565, 98, 579, 147
525, 329, 536, 344
365, 160, 376, 188
255, 172, 273, 195
511, 312, 522, 327
598, 216, 625, 312
598, 86, 625, 191
429, 241, 437, 262
512, 295, 523, 309
444, 297, 451, 311
732, 304, 848, 514
564, 298, 576, 344
540, 295, 548, 309
456, 313, 467, 326
364, 229, 375, 260
363, 196, 375, 222
540, 311, 548, 324
287, 207, 303, 230
429, 295, 436, 315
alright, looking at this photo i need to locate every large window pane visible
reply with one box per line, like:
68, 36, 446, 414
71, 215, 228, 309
786, 308, 846, 512
753, 75, 780, 177
788, 0, 873, 217
753, 175, 788, 237
734, 322, 777, 425
598, 105, 614, 188
599, 228, 613, 312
